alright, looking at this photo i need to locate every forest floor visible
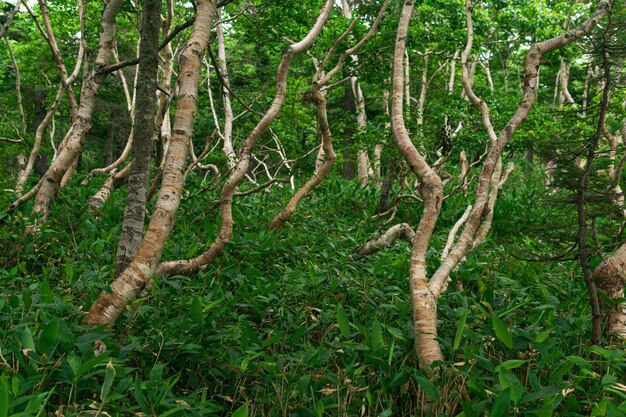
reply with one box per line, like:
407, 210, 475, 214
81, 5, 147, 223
1, 163, 625, 416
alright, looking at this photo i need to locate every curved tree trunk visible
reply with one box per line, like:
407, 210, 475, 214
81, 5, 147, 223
88, 164, 131, 216
157, 0, 335, 277
269, 86, 336, 230
85, 0, 219, 325
32, 0, 123, 221
391, 0, 444, 371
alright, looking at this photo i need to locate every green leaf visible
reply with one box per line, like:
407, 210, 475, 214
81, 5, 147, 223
371, 320, 384, 348
492, 313, 513, 349
462, 402, 479, 417
190, 296, 203, 323
0, 376, 9, 417
21, 326, 36, 353
297, 375, 311, 394
232, 402, 249, 417
38, 318, 60, 354
336, 305, 350, 338
490, 388, 512, 417
134, 379, 148, 415
100, 360, 115, 403
453, 309, 468, 351
496, 360, 527, 371
414, 375, 440, 402
535, 329, 551, 343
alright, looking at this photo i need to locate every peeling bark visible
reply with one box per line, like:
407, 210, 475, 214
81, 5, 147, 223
391, 0, 444, 371
85, 0, 219, 325
156, 0, 335, 278
31, 0, 123, 221
357, 223, 415, 256
88, 165, 131, 217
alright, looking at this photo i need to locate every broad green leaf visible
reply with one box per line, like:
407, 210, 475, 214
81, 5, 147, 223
336, 305, 350, 338
591, 398, 607, 416
38, 318, 60, 354
232, 402, 249, 417
134, 379, 148, 414
190, 296, 203, 323
535, 329, 551, 343
371, 320, 384, 348
462, 402, 479, 417
492, 313, 513, 349
453, 309, 468, 351
21, 327, 36, 353
414, 375, 440, 402
100, 360, 115, 403
490, 388, 512, 417
297, 375, 311, 394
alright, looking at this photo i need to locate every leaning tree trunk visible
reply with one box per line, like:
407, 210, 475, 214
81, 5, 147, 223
85, 0, 219, 325
31, 0, 123, 221
391, 0, 445, 370
385, 0, 611, 373
157, 0, 336, 277
114, 0, 162, 276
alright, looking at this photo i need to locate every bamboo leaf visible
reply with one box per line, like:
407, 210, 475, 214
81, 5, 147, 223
100, 360, 116, 403
492, 313, 513, 349
336, 305, 350, 338
190, 296, 203, 323
453, 309, 468, 351
231, 402, 249, 417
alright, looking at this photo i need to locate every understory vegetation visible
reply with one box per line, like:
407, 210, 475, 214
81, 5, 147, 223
1, 0, 626, 415
2, 167, 626, 416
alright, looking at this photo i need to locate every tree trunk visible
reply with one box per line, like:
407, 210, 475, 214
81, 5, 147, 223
32, 0, 123, 221
158, 0, 335, 275
392, 0, 445, 371
114, 0, 162, 276
85, 0, 219, 325
216, 10, 235, 168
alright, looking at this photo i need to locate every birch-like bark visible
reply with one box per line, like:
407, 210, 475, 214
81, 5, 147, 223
4, 38, 25, 132
14, 0, 85, 194
448, 50, 459, 94
404, 50, 411, 114
373, 0, 610, 372
115, 0, 162, 276
357, 223, 415, 256
582, 64, 591, 117
36, 0, 80, 119
216, 10, 235, 168
270, 85, 337, 229
429, 0, 611, 302
269, 0, 389, 228
31, 0, 123, 221
0, 0, 21, 39
392, 0, 444, 371
557, 57, 576, 105
85, 0, 219, 325
155, 0, 335, 278
355, 78, 370, 186
15, 85, 64, 195
460, 150, 469, 190
88, 165, 131, 216
416, 52, 429, 126
594, 242, 626, 341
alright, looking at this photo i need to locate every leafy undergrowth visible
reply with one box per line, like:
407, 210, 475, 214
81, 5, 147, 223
1, 167, 626, 417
